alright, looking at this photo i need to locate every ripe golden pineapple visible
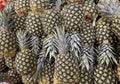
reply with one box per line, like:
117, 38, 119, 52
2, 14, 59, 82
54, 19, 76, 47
14, 0, 30, 16
62, 2, 84, 33
26, 11, 43, 37
0, 56, 6, 72
0, 6, 17, 58
15, 30, 37, 76
78, 21, 95, 84
6, 69, 22, 84
53, 26, 80, 84
42, 8, 62, 35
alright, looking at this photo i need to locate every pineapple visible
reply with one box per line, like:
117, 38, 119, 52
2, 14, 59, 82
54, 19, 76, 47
38, 56, 55, 84
78, 21, 95, 84
14, 0, 30, 16
22, 74, 37, 84
82, 0, 98, 22
5, 57, 15, 69
62, 1, 84, 33
26, 11, 43, 37
0, 56, 6, 72
53, 26, 80, 84
0, 5, 17, 58
42, 8, 62, 36
97, 0, 120, 39
12, 15, 26, 33
22, 36, 41, 84
93, 0, 118, 82
30, 0, 52, 12
94, 43, 118, 84
6, 69, 22, 84
15, 30, 37, 76
31, 36, 56, 84
0, 72, 7, 82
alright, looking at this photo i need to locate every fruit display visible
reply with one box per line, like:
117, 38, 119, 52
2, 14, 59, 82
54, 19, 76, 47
0, 0, 120, 84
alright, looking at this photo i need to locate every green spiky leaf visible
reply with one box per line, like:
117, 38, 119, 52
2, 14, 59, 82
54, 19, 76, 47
16, 30, 31, 49
31, 36, 41, 55
80, 46, 94, 71
69, 33, 83, 60
43, 35, 58, 60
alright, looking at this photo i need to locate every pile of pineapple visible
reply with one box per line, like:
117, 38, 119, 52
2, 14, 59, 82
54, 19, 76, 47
0, 0, 120, 84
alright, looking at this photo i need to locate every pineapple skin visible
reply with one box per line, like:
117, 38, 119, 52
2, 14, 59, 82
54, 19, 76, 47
94, 64, 117, 84
30, 0, 51, 12
62, 3, 84, 33
54, 52, 80, 84
26, 11, 43, 37
83, 0, 97, 22
5, 57, 15, 69
6, 69, 22, 84
0, 56, 6, 72
22, 74, 37, 84
42, 9, 62, 35
96, 17, 113, 44
12, 15, 26, 33
111, 16, 120, 40
0, 30, 17, 58
14, 0, 30, 16
39, 60, 55, 84
79, 69, 93, 84
15, 49, 37, 76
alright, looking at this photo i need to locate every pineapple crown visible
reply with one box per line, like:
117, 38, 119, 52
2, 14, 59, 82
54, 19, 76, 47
16, 30, 31, 50
43, 35, 58, 60
98, 44, 118, 67
97, 0, 120, 18
53, 26, 70, 54
31, 36, 41, 55
80, 45, 94, 71
0, 4, 15, 31
30, 52, 46, 82
69, 33, 83, 60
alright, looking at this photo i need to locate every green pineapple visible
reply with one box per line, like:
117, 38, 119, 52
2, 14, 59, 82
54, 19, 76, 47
26, 11, 43, 37
53, 26, 80, 84
15, 30, 37, 76
0, 5, 17, 58
78, 21, 95, 84
14, 0, 30, 16
62, 1, 84, 33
